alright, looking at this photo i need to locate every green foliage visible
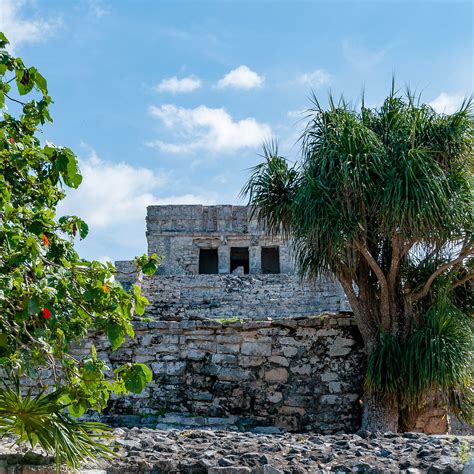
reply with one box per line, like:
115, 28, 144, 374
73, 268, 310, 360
243, 83, 473, 425
117, 363, 153, 394
366, 300, 473, 423
244, 89, 472, 281
366, 333, 402, 397
459, 440, 473, 464
405, 305, 472, 397
214, 316, 243, 324
0, 30, 161, 432
0, 379, 114, 471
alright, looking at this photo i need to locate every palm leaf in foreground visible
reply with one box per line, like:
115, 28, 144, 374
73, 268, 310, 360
0, 379, 115, 472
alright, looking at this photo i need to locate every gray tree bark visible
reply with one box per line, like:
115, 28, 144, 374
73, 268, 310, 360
360, 393, 399, 433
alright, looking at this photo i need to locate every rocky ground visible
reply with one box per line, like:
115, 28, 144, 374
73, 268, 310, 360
1, 428, 473, 473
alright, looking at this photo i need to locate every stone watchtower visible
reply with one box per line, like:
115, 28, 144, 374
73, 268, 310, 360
116, 204, 348, 320
146, 204, 293, 276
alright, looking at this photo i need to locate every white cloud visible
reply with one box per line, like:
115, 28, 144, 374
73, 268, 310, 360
217, 65, 264, 90
155, 193, 217, 205
298, 69, 331, 88
57, 148, 219, 261
147, 104, 271, 153
0, 0, 59, 53
84, 0, 110, 18
57, 150, 168, 228
287, 109, 306, 119
342, 40, 395, 71
97, 255, 113, 264
429, 92, 466, 114
155, 75, 202, 94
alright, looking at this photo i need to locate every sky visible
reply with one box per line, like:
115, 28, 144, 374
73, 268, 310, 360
1, 0, 472, 262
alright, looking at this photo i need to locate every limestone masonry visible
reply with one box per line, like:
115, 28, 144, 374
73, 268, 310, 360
85, 313, 364, 434
115, 205, 349, 320
91, 205, 364, 434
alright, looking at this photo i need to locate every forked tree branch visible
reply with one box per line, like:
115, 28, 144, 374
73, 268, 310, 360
387, 234, 401, 289
451, 270, 474, 289
338, 266, 375, 348
356, 241, 391, 329
411, 245, 473, 303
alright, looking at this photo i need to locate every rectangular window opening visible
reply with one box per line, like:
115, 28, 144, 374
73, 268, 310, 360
230, 247, 249, 274
199, 248, 219, 274
261, 246, 280, 274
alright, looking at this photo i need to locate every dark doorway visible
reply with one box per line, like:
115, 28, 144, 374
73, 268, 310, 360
199, 248, 218, 274
230, 247, 249, 274
262, 247, 280, 274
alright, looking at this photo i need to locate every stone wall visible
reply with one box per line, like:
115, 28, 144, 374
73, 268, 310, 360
83, 313, 365, 434
138, 274, 349, 320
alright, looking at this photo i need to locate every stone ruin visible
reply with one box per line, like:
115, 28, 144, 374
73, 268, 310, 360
86, 205, 366, 434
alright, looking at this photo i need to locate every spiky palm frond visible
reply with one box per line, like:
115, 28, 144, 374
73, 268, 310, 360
403, 304, 473, 421
243, 90, 473, 281
365, 333, 402, 400
366, 303, 473, 423
241, 140, 300, 236
0, 380, 115, 472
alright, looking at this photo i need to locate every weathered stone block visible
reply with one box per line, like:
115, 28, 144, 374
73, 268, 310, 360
267, 391, 283, 403
278, 405, 306, 415
181, 349, 207, 360
216, 334, 242, 343
241, 342, 271, 356
155, 344, 179, 353
151, 361, 186, 376
239, 356, 266, 367
290, 364, 311, 375
280, 337, 298, 346
281, 346, 298, 357
320, 394, 340, 405
212, 354, 237, 365
269, 356, 289, 367
321, 372, 338, 382
329, 346, 351, 357
216, 343, 240, 354
265, 368, 288, 383
315, 328, 339, 337
217, 367, 251, 382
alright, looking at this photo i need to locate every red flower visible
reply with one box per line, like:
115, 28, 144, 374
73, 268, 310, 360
41, 233, 50, 246
8, 137, 14, 144
42, 308, 51, 319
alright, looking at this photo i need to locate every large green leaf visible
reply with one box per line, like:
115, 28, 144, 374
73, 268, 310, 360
0, 32, 9, 48
34, 71, 48, 95
106, 322, 125, 351
15, 67, 36, 96
123, 363, 153, 394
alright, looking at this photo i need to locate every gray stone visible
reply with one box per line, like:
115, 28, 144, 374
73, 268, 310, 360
209, 468, 252, 474
463, 459, 474, 473
217, 367, 251, 381
269, 356, 289, 367
212, 353, 237, 364
265, 368, 288, 383
321, 372, 338, 382
241, 342, 271, 357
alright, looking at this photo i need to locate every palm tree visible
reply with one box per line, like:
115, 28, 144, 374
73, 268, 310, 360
242, 87, 473, 431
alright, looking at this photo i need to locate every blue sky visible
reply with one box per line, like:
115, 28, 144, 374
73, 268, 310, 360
1, 0, 472, 262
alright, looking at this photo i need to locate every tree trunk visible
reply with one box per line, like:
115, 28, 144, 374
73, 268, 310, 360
360, 393, 399, 432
